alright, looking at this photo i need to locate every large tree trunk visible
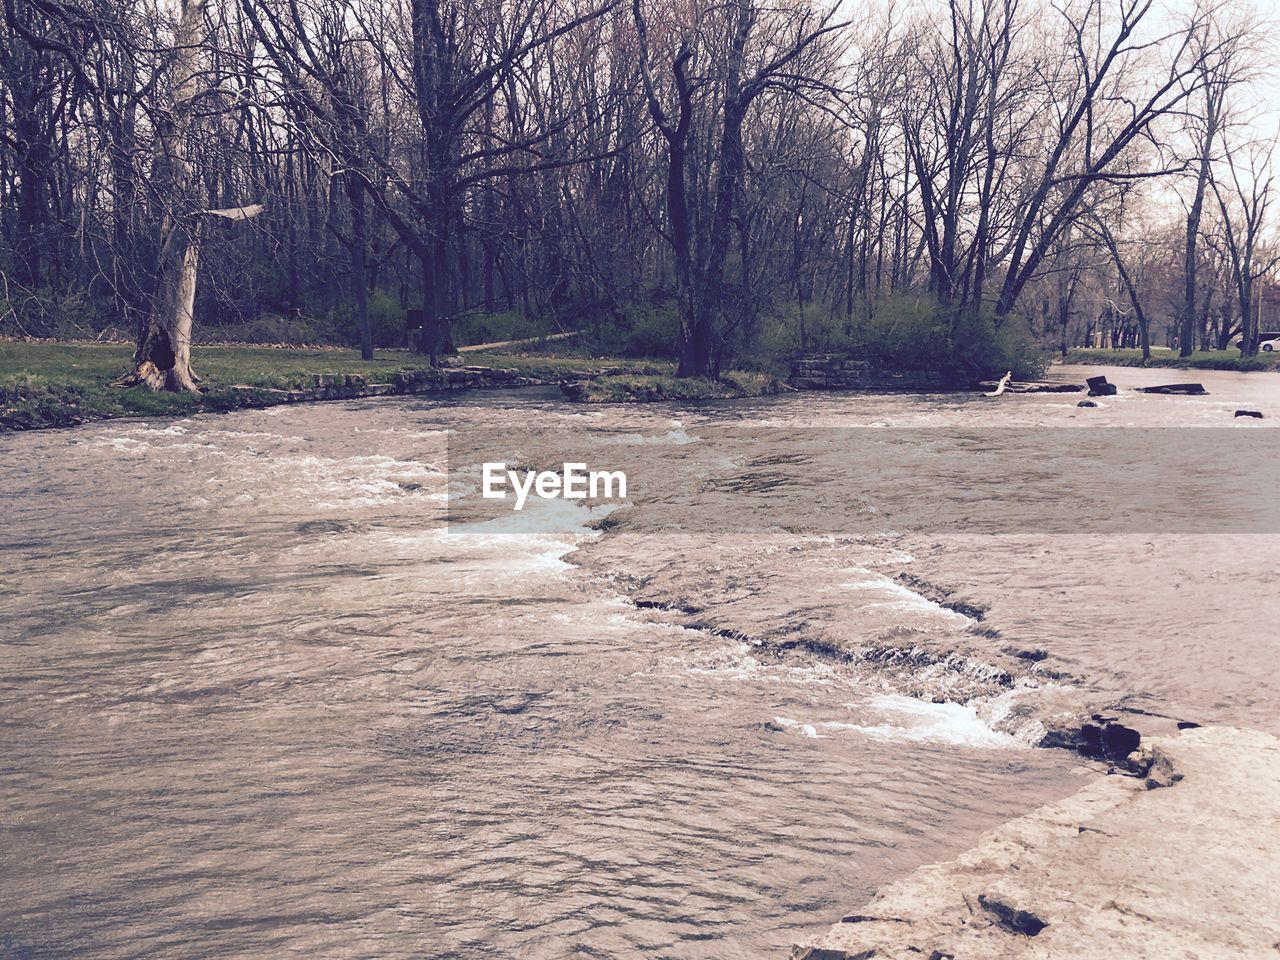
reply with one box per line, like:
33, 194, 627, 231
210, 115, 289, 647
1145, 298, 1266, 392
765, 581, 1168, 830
122, 0, 261, 391
132, 220, 202, 391
13, 114, 48, 289
124, 0, 207, 392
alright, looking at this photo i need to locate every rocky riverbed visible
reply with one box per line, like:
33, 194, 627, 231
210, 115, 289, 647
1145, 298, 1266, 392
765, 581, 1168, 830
794, 725, 1280, 959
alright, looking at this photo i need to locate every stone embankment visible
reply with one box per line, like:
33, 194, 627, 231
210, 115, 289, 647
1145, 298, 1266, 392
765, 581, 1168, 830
229, 365, 549, 405
793, 725, 1280, 960
788, 356, 965, 392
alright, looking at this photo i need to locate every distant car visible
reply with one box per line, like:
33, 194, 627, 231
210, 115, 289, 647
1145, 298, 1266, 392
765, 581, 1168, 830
1235, 332, 1280, 351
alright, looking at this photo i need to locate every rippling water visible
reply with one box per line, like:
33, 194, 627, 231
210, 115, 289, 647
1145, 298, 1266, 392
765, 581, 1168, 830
2, 365, 1275, 958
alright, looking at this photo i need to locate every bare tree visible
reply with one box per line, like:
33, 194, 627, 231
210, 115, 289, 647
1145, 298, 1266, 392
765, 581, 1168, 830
1212, 134, 1277, 355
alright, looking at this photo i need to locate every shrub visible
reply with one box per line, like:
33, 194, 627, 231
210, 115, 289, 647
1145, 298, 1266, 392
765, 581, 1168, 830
451, 309, 549, 347
841, 297, 1047, 381
319, 291, 407, 348
1, 288, 122, 340
196, 312, 345, 346
580, 302, 680, 359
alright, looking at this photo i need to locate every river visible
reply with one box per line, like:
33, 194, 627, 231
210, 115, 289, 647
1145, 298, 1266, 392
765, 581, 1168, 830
2, 364, 1276, 958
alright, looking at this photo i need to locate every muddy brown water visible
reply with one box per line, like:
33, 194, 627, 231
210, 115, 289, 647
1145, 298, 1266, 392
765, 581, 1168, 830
1, 364, 1276, 958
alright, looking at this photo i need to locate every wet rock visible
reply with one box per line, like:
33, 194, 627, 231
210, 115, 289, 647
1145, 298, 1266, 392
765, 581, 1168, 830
1136, 383, 1207, 395
977, 894, 1048, 936
1077, 716, 1142, 765
1235, 410, 1264, 418
1126, 736, 1186, 789
1077, 399, 1098, 408
792, 949, 876, 960
842, 915, 909, 925
894, 572, 987, 620
1010, 648, 1048, 662
560, 380, 589, 401
1086, 376, 1117, 397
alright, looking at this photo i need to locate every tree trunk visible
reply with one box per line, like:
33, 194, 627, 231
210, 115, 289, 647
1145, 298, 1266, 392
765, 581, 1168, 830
347, 173, 373, 361
1181, 114, 1218, 357
124, 0, 208, 393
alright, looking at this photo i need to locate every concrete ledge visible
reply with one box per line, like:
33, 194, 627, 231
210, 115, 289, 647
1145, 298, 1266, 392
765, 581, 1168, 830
793, 726, 1280, 959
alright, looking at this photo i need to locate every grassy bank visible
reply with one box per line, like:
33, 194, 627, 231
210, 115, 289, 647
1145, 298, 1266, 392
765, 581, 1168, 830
562, 370, 782, 403
1063, 347, 1280, 372
0, 341, 668, 431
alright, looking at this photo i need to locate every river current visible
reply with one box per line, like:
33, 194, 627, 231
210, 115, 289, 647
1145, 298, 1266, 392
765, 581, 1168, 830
2, 364, 1276, 958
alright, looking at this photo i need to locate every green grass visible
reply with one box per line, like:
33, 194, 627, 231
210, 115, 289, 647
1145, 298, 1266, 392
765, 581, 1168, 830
0, 341, 666, 431
0, 342, 412, 390
1062, 347, 1280, 372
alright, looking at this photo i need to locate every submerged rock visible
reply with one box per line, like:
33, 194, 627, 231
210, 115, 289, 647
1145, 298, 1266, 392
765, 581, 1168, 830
1235, 409, 1264, 418
1085, 375, 1117, 397
1136, 383, 1208, 395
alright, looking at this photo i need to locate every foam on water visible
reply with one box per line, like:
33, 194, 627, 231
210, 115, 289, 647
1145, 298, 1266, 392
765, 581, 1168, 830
776, 694, 1025, 749
607, 425, 700, 446
841, 569, 973, 623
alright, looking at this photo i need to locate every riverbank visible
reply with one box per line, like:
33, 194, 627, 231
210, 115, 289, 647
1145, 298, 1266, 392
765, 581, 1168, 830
561, 370, 784, 402
0, 341, 671, 431
793, 724, 1280, 960
1064, 347, 1280, 371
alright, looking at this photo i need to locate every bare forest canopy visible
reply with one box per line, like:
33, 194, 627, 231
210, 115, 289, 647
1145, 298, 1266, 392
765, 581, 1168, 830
2, 0, 1279, 389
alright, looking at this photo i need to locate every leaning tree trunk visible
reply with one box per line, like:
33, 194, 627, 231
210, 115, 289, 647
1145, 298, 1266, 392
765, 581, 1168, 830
123, 0, 207, 392
122, 0, 262, 391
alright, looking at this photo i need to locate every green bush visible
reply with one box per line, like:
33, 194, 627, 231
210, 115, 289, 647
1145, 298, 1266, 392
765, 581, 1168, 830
319, 291, 407, 349
734, 304, 845, 374
196, 312, 345, 346
1, 288, 122, 340
580, 302, 680, 359
451, 309, 550, 347
366, 292, 410, 348
840, 297, 1047, 381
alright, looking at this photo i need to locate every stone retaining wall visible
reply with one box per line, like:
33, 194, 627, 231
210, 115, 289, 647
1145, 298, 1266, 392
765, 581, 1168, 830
231, 365, 547, 406
789, 355, 968, 392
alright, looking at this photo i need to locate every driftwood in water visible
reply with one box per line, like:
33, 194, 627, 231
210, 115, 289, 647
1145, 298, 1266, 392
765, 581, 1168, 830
983, 371, 1012, 397
977, 381, 1084, 394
